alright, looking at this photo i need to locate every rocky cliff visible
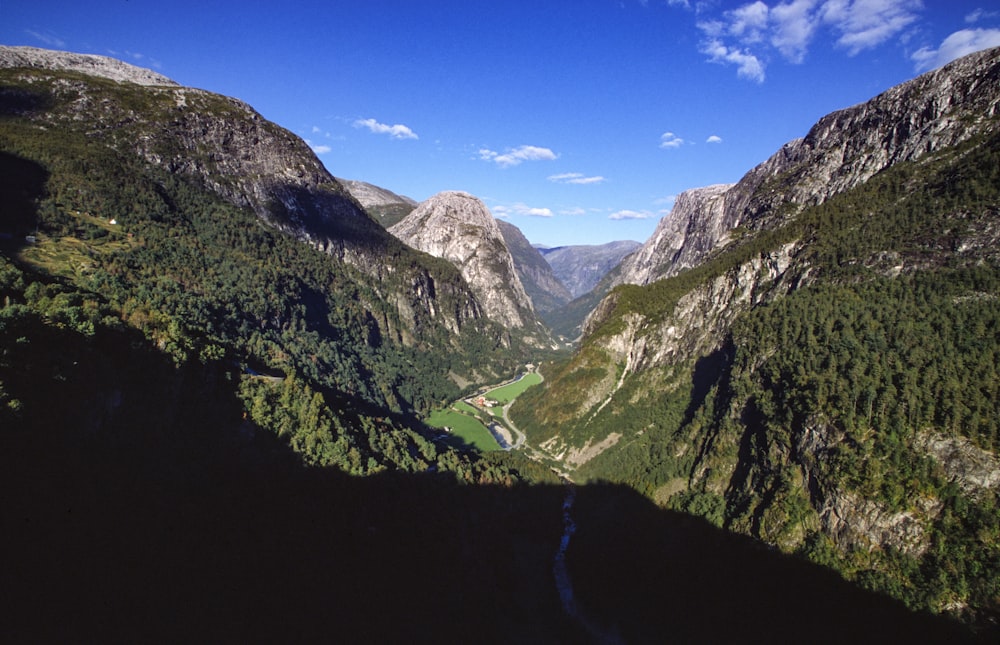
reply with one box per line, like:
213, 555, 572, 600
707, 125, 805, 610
513, 47, 1000, 625
339, 177, 417, 228
619, 46, 1000, 288
497, 220, 572, 315
389, 191, 538, 331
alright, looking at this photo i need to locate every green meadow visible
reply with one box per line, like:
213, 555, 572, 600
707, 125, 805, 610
484, 372, 542, 404
425, 406, 499, 452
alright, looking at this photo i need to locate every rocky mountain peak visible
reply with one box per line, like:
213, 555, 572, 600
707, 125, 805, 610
618, 184, 733, 286
389, 191, 536, 329
619, 46, 1000, 287
338, 178, 417, 210
0, 45, 178, 86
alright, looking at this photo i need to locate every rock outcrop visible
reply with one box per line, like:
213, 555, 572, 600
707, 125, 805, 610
618, 185, 732, 286
619, 46, 1000, 287
339, 178, 417, 228
496, 220, 572, 315
390, 192, 536, 329
0, 45, 177, 86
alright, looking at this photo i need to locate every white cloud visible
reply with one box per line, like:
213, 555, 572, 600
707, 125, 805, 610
353, 118, 418, 140
770, 0, 821, 63
700, 38, 766, 82
728, 1, 770, 43
966, 9, 1000, 24
609, 209, 655, 220
820, 0, 922, 56
25, 29, 66, 48
479, 145, 558, 167
548, 172, 606, 185
560, 207, 588, 216
693, 0, 925, 81
660, 131, 686, 148
494, 203, 554, 218
911, 28, 1000, 71
706, 134, 723, 143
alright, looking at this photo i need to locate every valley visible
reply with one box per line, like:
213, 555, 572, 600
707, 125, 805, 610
2, 44, 999, 641
426, 368, 542, 452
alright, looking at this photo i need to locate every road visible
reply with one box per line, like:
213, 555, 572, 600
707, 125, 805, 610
464, 368, 542, 452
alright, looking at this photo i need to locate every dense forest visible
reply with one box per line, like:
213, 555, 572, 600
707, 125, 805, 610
513, 116, 1000, 626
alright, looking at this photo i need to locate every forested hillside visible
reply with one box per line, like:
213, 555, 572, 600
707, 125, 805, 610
0, 62, 544, 455
513, 56, 1000, 627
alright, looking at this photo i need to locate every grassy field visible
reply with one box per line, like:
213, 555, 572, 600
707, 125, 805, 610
425, 407, 499, 452
484, 372, 543, 404
422, 373, 542, 453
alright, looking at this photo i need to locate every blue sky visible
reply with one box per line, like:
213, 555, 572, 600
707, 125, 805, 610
4, 1, 1000, 246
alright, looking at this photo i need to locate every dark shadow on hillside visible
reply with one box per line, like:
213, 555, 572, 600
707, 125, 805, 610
0, 151, 47, 244
681, 342, 733, 430
1, 321, 990, 644
568, 483, 990, 644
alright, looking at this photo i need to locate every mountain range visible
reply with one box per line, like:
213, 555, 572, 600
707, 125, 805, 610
514, 45, 1000, 628
2, 43, 999, 639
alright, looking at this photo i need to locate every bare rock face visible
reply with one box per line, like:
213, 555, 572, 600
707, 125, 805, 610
619, 46, 1000, 287
390, 192, 535, 329
618, 184, 733, 286
0, 45, 177, 86
338, 178, 417, 229
496, 220, 572, 315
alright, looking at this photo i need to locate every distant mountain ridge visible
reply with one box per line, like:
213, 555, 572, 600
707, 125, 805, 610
496, 220, 572, 315
339, 177, 417, 228
539, 240, 641, 298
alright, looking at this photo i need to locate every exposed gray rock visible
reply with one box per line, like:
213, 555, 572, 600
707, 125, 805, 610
619, 46, 1000, 287
339, 178, 417, 228
0, 45, 177, 86
540, 240, 641, 298
618, 185, 732, 286
497, 220, 572, 315
390, 192, 536, 329
916, 431, 1000, 498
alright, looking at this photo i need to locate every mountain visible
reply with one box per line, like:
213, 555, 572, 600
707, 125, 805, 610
338, 177, 417, 229
616, 185, 731, 286
540, 239, 641, 297
0, 44, 178, 86
513, 46, 1000, 627
0, 44, 532, 433
618, 46, 1000, 287
389, 191, 544, 336
3, 45, 996, 640
496, 219, 572, 315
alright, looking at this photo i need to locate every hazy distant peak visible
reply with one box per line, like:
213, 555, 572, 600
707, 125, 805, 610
0, 45, 178, 87
338, 178, 417, 209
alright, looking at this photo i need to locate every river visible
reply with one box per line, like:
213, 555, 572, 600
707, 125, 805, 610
554, 482, 622, 644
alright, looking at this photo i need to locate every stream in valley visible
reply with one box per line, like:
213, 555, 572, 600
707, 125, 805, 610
554, 482, 621, 644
